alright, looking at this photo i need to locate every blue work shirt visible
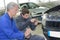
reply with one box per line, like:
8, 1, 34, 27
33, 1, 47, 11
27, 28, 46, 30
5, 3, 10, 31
0, 13, 25, 40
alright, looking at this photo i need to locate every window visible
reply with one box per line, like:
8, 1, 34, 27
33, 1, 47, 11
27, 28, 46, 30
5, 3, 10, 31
28, 2, 39, 9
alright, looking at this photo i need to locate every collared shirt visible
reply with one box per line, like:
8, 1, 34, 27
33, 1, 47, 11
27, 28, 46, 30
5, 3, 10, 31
0, 13, 24, 40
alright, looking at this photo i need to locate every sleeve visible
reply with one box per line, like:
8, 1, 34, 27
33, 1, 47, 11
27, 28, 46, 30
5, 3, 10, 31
16, 17, 30, 30
16, 20, 30, 30
0, 20, 25, 40
29, 21, 37, 30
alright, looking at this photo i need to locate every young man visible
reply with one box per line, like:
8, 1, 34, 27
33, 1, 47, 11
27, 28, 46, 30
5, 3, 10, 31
16, 8, 45, 40
0, 2, 30, 40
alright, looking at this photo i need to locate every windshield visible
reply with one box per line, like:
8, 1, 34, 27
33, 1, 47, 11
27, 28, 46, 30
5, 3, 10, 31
28, 2, 39, 9
20, 3, 29, 9
19, 2, 40, 9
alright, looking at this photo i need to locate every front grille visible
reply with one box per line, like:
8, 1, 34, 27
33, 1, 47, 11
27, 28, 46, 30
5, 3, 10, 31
46, 21, 60, 28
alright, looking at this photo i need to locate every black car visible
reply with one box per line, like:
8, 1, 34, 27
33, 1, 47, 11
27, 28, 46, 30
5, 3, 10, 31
42, 5, 60, 40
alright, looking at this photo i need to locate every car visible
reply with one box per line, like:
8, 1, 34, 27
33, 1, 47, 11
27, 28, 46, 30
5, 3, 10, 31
42, 5, 60, 40
19, 2, 49, 23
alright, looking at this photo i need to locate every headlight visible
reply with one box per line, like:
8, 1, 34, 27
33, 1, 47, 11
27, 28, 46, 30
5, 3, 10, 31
42, 13, 48, 26
42, 13, 47, 20
31, 12, 38, 17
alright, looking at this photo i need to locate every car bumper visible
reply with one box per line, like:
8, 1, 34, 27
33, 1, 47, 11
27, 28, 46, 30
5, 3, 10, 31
42, 26, 60, 39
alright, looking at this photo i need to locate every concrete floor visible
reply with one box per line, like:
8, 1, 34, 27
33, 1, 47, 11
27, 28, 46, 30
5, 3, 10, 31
31, 24, 47, 40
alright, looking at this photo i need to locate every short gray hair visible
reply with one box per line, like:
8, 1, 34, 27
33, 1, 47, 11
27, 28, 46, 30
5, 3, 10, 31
7, 2, 18, 11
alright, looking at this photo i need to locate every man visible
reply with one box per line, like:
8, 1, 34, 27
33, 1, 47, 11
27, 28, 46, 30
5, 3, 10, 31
16, 8, 45, 40
0, 2, 30, 40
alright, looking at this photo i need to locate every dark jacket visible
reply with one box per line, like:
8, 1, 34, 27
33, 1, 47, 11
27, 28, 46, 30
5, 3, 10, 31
0, 13, 24, 40
16, 15, 36, 32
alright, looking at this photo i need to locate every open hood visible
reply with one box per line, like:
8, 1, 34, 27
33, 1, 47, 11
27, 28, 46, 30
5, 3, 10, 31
45, 5, 60, 13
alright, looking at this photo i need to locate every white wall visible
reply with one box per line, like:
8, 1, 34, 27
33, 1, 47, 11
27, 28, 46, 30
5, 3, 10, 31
0, 0, 4, 10
5, 0, 17, 6
0, 0, 58, 10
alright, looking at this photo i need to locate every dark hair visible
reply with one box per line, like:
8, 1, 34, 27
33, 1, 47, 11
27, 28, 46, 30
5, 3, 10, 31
21, 8, 30, 15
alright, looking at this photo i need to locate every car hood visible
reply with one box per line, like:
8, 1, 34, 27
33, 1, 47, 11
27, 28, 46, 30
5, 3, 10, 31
45, 5, 60, 13
29, 8, 48, 14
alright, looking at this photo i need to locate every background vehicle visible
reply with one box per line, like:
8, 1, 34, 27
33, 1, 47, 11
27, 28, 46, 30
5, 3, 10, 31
19, 2, 49, 23
42, 5, 60, 40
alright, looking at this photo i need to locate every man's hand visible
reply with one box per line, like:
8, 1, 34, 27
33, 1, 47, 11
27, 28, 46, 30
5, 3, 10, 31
30, 18, 39, 25
24, 28, 31, 38
30, 18, 37, 23
34, 20, 39, 25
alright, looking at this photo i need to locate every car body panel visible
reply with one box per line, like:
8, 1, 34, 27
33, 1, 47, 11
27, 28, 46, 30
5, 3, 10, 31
42, 5, 60, 39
